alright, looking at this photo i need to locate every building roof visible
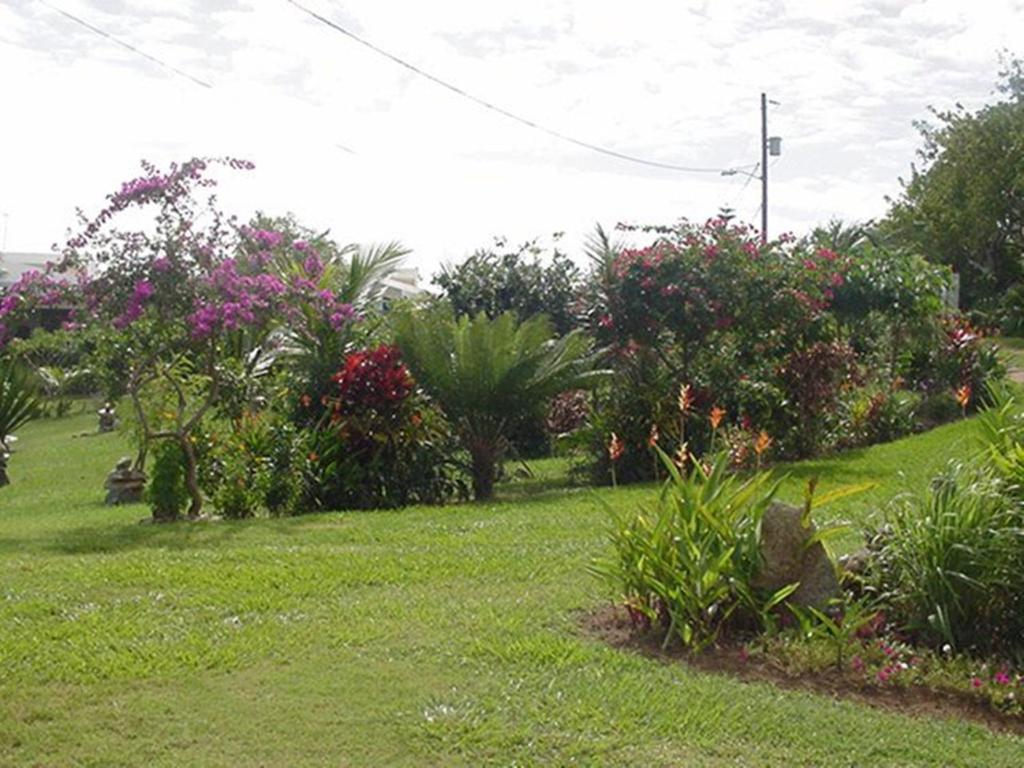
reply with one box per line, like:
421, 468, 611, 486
0, 252, 55, 287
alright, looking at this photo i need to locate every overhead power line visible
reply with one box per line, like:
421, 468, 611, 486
287, 0, 743, 175
36, 0, 213, 89
33, 1, 357, 155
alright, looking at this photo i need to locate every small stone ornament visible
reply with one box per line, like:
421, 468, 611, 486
104, 456, 146, 505
97, 402, 117, 433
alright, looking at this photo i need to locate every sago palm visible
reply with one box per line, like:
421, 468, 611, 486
393, 309, 607, 499
0, 359, 41, 487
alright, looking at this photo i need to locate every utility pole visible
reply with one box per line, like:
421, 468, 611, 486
760, 93, 768, 244
759, 94, 782, 244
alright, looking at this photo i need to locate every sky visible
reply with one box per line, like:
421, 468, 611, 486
1, 0, 1022, 279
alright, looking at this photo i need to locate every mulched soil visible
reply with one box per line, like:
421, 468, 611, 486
580, 603, 1024, 737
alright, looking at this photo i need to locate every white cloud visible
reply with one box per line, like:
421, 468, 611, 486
1, 0, 1021, 275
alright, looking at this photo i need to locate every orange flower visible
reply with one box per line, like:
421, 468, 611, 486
955, 383, 972, 410
753, 430, 773, 457
608, 432, 625, 462
709, 406, 726, 430
307, 451, 319, 462
647, 423, 660, 448
300, 394, 312, 408
411, 412, 423, 427
677, 383, 694, 414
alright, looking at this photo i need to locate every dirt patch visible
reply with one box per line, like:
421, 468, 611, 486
580, 604, 1024, 737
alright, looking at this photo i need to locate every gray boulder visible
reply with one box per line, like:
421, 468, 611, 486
753, 501, 839, 607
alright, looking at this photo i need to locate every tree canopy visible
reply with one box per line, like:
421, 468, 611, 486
883, 55, 1024, 309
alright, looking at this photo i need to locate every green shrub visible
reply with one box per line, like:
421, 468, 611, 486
868, 461, 1024, 655
200, 411, 305, 518
211, 451, 265, 520
146, 440, 189, 521
304, 344, 467, 509
840, 386, 921, 447
590, 452, 796, 651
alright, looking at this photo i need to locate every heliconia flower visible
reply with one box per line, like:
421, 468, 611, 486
673, 443, 689, 469
955, 383, 972, 409
647, 423, 659, 448
709, 406, 726, 430
677, 383, 694, 414
608, 432, 625, 462
754, 430, 772, 457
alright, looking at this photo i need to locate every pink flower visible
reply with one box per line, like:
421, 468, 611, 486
971, 677, 983, 689
851, 655, 865, 673
994, 671, 1012, 686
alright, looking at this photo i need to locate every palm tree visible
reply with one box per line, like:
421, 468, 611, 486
0, 360, 40, 487
393, 310, 608, 499
809, 218, 884, 253
274, 241, 410, 412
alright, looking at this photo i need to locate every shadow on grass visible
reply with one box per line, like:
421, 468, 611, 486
0, 509, 315, 557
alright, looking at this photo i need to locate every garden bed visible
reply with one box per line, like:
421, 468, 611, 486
582, 603, 1024, 737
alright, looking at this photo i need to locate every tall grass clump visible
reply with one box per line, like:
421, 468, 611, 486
874, 462, 1024, 654
868, 384, 1024, 656
591, 451, 796, 651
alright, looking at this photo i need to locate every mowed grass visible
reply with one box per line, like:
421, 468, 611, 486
1, 412, 1022, 766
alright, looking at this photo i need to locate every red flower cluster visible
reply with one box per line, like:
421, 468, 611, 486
332, 345, 414, 411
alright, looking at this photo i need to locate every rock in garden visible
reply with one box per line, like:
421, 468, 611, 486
753, 501, 839, 607
104, 456, 146, 505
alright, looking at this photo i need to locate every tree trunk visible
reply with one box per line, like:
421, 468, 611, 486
180, 435, 203, 518
469, 442, 497, 500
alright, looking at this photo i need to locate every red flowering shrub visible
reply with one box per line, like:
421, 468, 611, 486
577, 215, 1000, 481
304, 345, 465, 509
778, 341, 861, 455
332, 345, 414, 413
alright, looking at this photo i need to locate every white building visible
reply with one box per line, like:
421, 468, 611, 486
376, 268, 426, 303
0, 252, 55, 288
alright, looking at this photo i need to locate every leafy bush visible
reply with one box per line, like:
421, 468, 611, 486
146, 440, 189, 521
305, 345, 465, 509
433, 237, 582, 335
591, 452, 796, 650
778, 341, 861, 456
575, 216, 1000, 479
202, 411, 303, 518
867, 461, 1024, 655
840, 385, 921, 447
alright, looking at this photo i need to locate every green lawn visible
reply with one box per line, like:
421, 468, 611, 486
1, 412, 1022, 766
